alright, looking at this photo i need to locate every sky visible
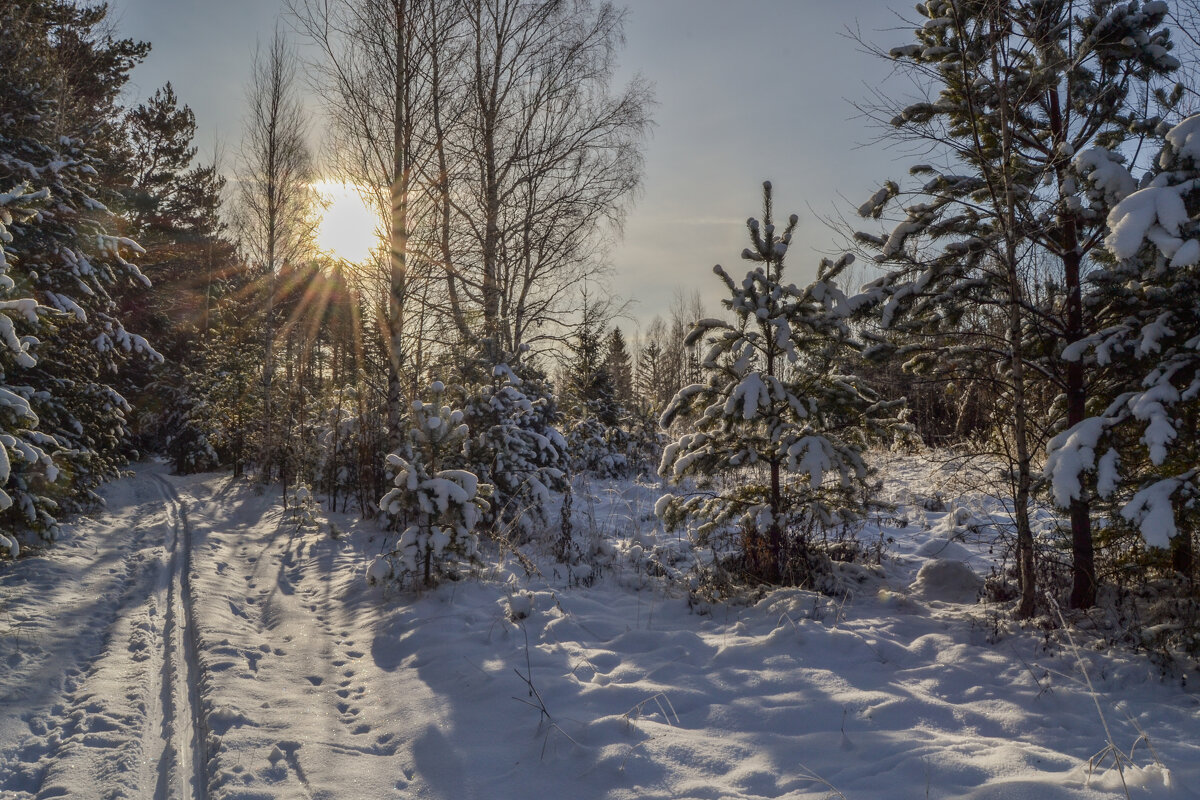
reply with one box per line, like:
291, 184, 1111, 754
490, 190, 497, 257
108, 0, 912, 334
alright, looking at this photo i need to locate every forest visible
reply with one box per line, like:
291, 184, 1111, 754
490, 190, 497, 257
3, 1, 1200, 798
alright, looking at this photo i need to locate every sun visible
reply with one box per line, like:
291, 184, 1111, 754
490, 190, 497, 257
314, 181, 379, 264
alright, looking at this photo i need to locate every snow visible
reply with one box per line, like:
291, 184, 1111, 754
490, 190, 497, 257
2, 457, 1200, 799
1074, 147, 1136, 206
1105, 184, 1190, 261
1164, 114, 1200, 167
1045, 417, 1108, 506
726, 372, 769, 420
1120, 475, 1185, 549
908, 559, 983, 603
1129, 380, 1181, 466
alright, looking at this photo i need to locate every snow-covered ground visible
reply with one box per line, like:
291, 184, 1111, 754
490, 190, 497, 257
2, 455, 1198, 799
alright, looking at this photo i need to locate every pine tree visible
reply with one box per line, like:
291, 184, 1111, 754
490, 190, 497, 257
1046, 113, 1200, 584
377, 381, 490, 586
659, 183, 895, 586
855, 0, 1180, 613
110, 81, 240, 464
116, 83, 198, 237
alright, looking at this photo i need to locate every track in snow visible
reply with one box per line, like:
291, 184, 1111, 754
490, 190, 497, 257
0, 470, 211, 800
149, 474, 209, 800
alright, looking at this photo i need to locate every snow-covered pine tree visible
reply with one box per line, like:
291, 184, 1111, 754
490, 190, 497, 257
0, 0, 158, 540
376, 381, 490, 586
659, 183, 896, 586
457, 340, 568, 541
0, 186, 55, 550
1046, 114, 1200, 584
855, 0, 1180, 613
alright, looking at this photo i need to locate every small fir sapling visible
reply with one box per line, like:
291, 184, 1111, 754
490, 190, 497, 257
657, 182, 898, 586
373, 381, 491, 586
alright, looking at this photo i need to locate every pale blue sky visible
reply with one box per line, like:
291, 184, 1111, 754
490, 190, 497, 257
109, 0, 911, 331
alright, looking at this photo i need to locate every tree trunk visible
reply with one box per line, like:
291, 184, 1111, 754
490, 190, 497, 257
386, 0, 410, 454
1048, 84, 1097, 610
1002, 244, 1037, 618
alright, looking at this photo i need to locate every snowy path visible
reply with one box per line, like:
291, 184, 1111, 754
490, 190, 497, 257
152, 474, 208, 800
177, 470, 411, 798
3, 461, 1200, 799
0, 465, 207, 799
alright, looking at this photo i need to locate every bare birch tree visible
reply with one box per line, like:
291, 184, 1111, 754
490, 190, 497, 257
288, 0, 455, 446
450, 0, 651, 352
289, 0, 652, 367
237, 28, 317, 481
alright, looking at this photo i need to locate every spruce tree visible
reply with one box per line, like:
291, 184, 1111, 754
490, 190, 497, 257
605, 327, 634, 409
456, 340, 568, 541
565, 296, 627, 475
635, 334, 666, 411
0, 186, 55, 548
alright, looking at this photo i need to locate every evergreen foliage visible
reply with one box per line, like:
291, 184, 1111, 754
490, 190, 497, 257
0, 0, 158, 545
564, 299, 629, 476
1046, 113, 1200, 585
854, 0, 1182, 613
456, 341, 568, 541
605, 327, 633, 409
659, 183, 896, 586
377, 382, 490, 586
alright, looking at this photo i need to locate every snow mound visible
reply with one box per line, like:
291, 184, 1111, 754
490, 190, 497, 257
909, 558, 983, 603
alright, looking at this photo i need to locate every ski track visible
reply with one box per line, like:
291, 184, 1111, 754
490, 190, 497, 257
0, 466, 209, 800
152, 474, 209, 800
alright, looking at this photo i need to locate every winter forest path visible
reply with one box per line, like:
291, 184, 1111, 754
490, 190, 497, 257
0, 466, 427, 799
0, 464, 207, 799
177, 469, 419, 799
